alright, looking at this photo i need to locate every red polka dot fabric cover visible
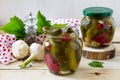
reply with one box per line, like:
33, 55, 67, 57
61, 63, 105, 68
50, 18, 80, 27
0, 34, 17, 64
34, 34, 46, 45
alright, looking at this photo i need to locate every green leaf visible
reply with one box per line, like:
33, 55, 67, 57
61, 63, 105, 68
88, 61, 104, 68
52, 23, 67, 29
0, 16, 25, 39
36, 11, 52, 34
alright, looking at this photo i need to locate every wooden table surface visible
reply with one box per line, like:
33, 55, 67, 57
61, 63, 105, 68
0, 28, 120, 80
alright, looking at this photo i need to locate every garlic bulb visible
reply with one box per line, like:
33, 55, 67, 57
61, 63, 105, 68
30, 43, 44, 60
12, 40, 29, 59
19, 43, 43, 69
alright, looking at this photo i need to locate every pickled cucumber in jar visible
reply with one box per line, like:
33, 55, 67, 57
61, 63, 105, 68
43, 27, 83, 75
81, 7, 115, 48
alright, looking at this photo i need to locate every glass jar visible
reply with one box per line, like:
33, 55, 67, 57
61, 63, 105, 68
43, 27, 83, 75
81, 7, 115, 48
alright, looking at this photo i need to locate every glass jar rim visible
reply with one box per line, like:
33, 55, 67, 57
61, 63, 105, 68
43, 27, 79, 37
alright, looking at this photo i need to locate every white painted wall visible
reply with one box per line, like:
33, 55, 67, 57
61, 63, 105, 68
0, 0, 119, 27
